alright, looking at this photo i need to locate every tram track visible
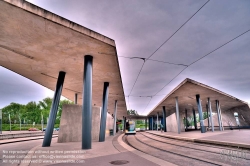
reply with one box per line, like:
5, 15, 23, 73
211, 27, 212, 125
123, 132, 250, 166
140, 132, 250, 160
146, 131, 250, 151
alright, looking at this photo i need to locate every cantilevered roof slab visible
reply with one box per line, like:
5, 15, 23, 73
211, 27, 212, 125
148, 78, 248, 116
0, 0, 127, 118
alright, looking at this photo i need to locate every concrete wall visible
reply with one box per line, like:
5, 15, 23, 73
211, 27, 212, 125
105, 113, 114, 137
166, 112, 185, 132
197, 105, 250, 128
58, 104, 113, 143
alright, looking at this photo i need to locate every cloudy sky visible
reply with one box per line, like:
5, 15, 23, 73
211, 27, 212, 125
0, 0, 250, 115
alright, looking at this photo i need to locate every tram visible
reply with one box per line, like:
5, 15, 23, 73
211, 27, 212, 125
125, 120, 136, 135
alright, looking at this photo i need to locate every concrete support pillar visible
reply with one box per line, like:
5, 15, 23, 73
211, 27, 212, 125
151, 117, 153, 130
206, 104, 209, 127
42, 71, 66, 147
185, 109, 188, 130
99, 82, 109, 142
148, 117, 151, 130
219, 103, 224, 131
196, 94, 205, 133
122, 116, 124, 131
193, 109, 197, 130
74, 93, 78, 104
156, 112, 159, 131
216, 100, 223, 131
112, 100, 118, 136
124, 117, 126, 132
145, 118, 147, 130
162, 106, 167, 132
175, 97, 181, 134
82, 55, 93, 149
208, 98, 214, 132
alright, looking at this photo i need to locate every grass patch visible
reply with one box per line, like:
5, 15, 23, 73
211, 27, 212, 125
1, 124, 60, 131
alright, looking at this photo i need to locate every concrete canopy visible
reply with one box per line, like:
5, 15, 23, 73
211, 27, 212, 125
148, 78, 248, 117
0, 0, 127, 118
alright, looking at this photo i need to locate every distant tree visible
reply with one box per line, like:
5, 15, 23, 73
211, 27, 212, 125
25, 101, 41, 124
1, 97, 73, 125
1, 103, 25, 124
203, 112, 208, 119
127, 109, 138, 115
38, 97, 52, 123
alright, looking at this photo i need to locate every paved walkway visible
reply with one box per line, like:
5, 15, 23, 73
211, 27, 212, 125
146, 130, 250, 149
9, 132, 175, 166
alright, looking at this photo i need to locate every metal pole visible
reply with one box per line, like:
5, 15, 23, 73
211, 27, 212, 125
162, 106, 167, 132
208, 98, 214, 132
193, 109, 197, 130
41, 114, 44, 132
74, 93, 78, 104
0, 119, 1, 134
175, 97, 180, 134
19, 115, 21, 131
42, 71, 66, 147
99, 82, 109, 142
196, 94, 205, 133
82, 55, 93, 149
112, 100, 118, 136
216, 100, 222, 131
9, 114, 11, 132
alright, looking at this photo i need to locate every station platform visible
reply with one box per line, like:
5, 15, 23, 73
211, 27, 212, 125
146, 130, 250, 149
11, 132, 175, 166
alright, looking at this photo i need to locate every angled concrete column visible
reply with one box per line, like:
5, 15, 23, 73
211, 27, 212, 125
162, 106, 167, 132
185, 109, 188, 130
208, 98, 214, 132
99, 82, 109, 142
196, 94, 205, 133
82, 55, 93, 149
157, 112, 159, 131
216, 100, 222, 131
219, 103, 224, 131
151, 117, 153, 130
206, 104, 209, 127
122, 116, 124, 131
124, 117, 126, 132
112, 100, 118, 136
74, 93, 78, 104
175, 97, 181, 134
193, 109, 197, 130
148, 117, 151, 130
42, 71, 66, 147
145, 118, 147, 130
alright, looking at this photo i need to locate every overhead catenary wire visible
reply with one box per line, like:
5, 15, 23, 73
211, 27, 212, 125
123, 0, 210, 110
143, 28, 250, 112
146, 0, 210, 60
128, 60, 146, 96
118, 56, 188, 66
